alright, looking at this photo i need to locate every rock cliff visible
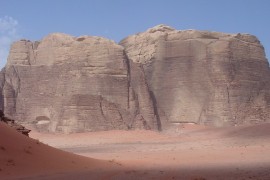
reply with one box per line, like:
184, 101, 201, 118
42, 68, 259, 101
120, 25, 270, 127
0, 25, 269, 132
0, 33, 157, 133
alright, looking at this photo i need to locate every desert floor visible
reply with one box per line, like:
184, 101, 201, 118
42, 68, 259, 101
2, 123, 270, 180
29, 123, 270, 180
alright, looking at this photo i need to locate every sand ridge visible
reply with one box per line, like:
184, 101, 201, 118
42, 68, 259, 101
0, 122, 120, 180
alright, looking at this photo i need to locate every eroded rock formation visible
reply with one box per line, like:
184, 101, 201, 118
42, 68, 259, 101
0, 25, 269, 133
120, 25, 270, 127
0, 110, 31, 136
0, 33, 158, 133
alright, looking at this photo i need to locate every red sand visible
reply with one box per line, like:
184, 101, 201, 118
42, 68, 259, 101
0, 122, 120, 180
1, 122, 270, 179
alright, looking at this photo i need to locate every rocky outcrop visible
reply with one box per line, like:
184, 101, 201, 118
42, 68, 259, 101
0, 25, 269, 133
120, 25, 270, 127
1, 33, 157, 133
0, 110, 31, 136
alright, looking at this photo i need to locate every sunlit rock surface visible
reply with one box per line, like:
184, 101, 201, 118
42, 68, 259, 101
120, 25, 270, 127
1, 25, 269, 132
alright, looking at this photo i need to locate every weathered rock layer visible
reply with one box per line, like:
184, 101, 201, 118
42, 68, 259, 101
0, 25, 269, 132
121, 25, 270, 128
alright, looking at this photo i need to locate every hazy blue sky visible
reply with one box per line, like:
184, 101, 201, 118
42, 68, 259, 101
0, 0, 269, 68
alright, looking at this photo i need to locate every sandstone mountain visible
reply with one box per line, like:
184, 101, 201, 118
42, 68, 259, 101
0, 25, 269, 133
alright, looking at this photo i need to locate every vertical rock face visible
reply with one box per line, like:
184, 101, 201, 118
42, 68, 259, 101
120, 25, 270, 127
1, 25, 270, 132
1, 33, 157, 133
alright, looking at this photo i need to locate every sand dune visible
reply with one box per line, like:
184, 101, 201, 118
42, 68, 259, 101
0, 122, 121, 180
2, 122, 270, 179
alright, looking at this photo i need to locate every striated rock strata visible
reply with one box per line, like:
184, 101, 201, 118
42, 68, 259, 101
0, 25, 269, 133
0, 34, 157, 133
120, 25, 270, 127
